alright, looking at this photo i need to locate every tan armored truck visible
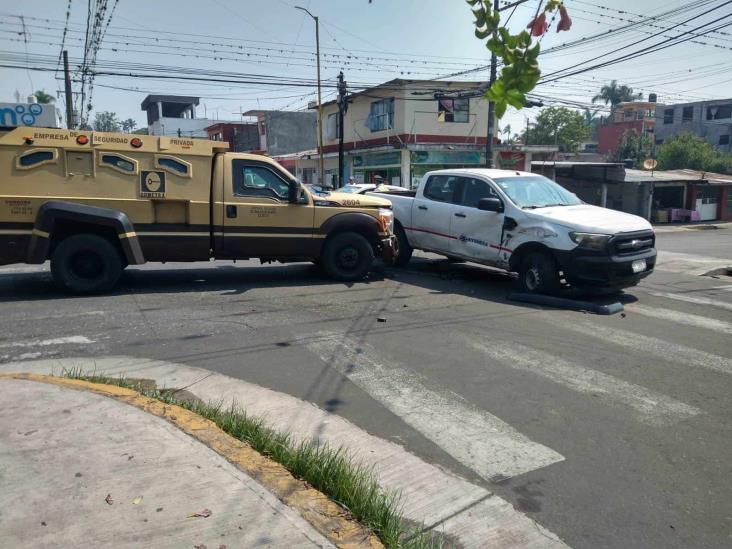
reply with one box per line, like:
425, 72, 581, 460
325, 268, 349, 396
0, 128, 395, 293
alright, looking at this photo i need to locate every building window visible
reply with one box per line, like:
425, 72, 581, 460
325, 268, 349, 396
682, 106, 693, 122
366, 98, 394, 132
720, 135, 730, 145
16, 149, 57, 170
663, 108, 674, 124
155, 155, 191, 177
233, 163, 290, 200
706, 104, 732, 120
438, 98, 470, 123
100, 153, 137, 174
326, 112, 341, 140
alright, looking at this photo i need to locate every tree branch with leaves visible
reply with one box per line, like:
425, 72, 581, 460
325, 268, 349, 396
468, 0, 572, 119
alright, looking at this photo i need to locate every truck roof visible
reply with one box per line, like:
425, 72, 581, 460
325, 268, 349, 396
425, 168, 537, 179
0, 127, 229, 157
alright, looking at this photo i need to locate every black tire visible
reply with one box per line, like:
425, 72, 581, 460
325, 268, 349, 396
51, 234, 123, 294
393, 224, 413, 267
321, 232, 375, 281
518, 251, 560, 295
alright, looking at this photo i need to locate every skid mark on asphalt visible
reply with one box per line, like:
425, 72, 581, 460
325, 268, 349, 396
564, 323, 732, 376
304, 333, 564, 481
624, 304, 732, 335
465, 338, 701, 426
0, 336, 94, 349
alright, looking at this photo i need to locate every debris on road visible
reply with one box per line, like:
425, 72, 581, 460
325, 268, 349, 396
104, 494, 113, 505
188, 508, 212, 518
132, 496, 143, 505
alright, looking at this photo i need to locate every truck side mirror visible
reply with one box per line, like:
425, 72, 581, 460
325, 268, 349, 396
288, 180, 299, 204
478, 197, 504, 213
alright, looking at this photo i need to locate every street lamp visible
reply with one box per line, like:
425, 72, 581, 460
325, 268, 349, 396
295, 6, 325, 187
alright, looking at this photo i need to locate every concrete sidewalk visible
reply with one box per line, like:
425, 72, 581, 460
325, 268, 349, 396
0, 378, 335, 549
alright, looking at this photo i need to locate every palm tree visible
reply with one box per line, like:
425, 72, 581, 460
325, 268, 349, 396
592, 80, 642, 108
583, 108, 602, 140
121, 118, 137, 133
33, 90, 55, 104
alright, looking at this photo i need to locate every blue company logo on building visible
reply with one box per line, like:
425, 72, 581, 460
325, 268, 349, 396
0, 103, 44, 126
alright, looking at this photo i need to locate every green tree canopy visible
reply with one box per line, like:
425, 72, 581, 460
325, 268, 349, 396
121, 118, 137, 133
526, 107, 589, 153
657, 132, 732, 174
611, 129, 653, 166
33, 90, 55, 104
592, 80, 642, 108
93, 111, 122, 133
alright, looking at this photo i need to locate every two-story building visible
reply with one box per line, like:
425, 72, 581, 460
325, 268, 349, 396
292, 79, 556, 188
597, 97, 660, 156
654, 98, 732, 153
141, 95, 220, 138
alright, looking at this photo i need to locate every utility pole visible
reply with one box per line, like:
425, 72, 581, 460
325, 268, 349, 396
525, 117, 530, 145
485, 0, 499, 168
63, 50, 74, 129
337, 71, 348, 188
296, 6, 325, 187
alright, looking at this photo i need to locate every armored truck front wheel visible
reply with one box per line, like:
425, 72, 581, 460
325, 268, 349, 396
51, 234, 123, 294
321, 232, 375, 281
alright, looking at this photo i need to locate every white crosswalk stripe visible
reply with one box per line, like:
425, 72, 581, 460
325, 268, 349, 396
464, 338, 701, 426
647, 291, 732, 312
304, 332, 564, 481
625, 304, 732, 335
564, 322, 732, 376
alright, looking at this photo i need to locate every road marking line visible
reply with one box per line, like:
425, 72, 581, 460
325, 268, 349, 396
304, 333, 564, 481
465, 339, 700, 426
625, 304, 732, 335
0, 336, 94, 349
647, 291, 732, 312
565, 323, 732, 376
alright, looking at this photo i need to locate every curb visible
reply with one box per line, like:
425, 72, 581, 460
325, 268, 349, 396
0, 373, 383, 549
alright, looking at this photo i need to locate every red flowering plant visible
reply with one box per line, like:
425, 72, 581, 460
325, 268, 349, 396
469, 0, 572, 118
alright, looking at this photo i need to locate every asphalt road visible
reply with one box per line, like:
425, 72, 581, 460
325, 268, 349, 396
656, 226, 732, 259
0, 230, 730, 549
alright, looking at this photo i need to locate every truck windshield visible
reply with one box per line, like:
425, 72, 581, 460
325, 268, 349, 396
492, 176, 583, 209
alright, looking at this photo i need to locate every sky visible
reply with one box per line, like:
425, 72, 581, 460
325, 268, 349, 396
1, 0, 730, 134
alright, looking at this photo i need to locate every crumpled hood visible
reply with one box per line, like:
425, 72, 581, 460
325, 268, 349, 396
323, 191, 392, 208
527, 204, 652, 233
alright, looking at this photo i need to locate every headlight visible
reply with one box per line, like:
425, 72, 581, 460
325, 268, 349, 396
378, 208, 394, 233
569, 232, 610, 250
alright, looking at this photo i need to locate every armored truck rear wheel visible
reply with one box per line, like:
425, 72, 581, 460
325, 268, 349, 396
51, 234, 123, 294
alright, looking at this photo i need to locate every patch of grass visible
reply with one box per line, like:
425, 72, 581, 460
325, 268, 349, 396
61, 368, 443, 549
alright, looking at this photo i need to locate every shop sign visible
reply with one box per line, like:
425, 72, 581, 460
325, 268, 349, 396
0, 103, 59, 128
352, 151, 401, 167
410, 150, 484, 165
496, 151, 526, 170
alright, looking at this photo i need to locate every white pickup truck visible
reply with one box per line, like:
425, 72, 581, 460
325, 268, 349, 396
368, 168, 656, 294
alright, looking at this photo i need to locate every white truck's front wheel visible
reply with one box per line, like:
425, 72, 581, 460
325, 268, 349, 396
518, 251, 560, 295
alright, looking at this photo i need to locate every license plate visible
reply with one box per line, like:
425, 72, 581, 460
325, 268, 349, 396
632, 259, 647, 273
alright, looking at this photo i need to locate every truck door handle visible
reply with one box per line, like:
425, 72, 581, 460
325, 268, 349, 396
417, 205, 428, 211
454, 212, 467, 218
226, 205, 237, 218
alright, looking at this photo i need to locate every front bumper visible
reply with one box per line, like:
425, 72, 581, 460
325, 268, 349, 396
554, 247, 657, 289
379, 235, 397, 263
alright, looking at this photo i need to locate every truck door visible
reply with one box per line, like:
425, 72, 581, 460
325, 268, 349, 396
410, 174, 462, 253
449, 177, 504, 265
222, 158, 314, 258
